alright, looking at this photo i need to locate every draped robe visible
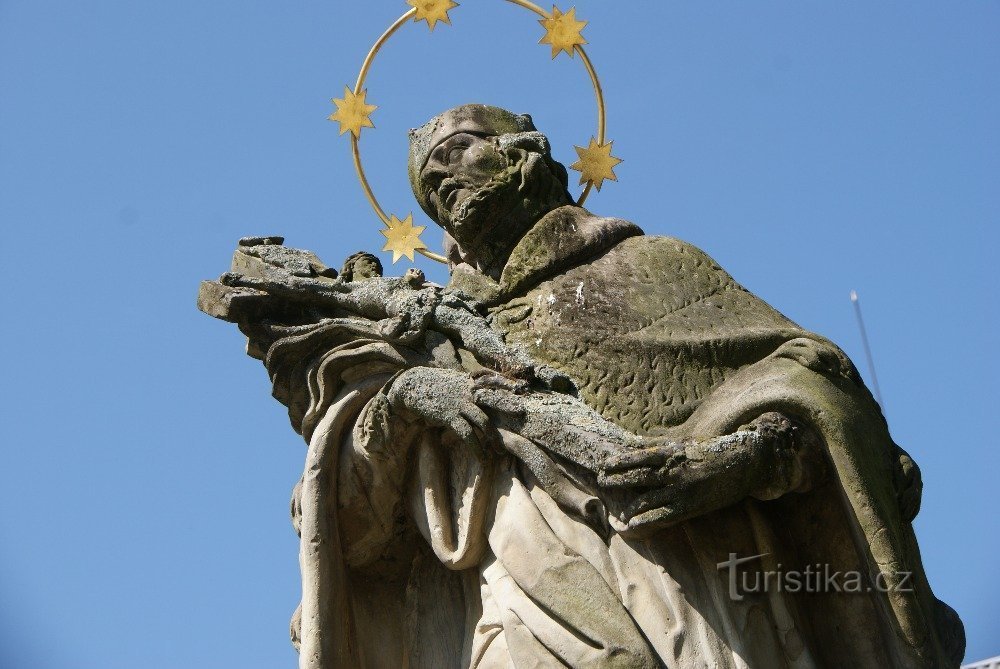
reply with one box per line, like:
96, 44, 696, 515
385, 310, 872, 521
259, 206, 962, 668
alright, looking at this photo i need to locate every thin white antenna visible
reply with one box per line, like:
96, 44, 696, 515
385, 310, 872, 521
850, 290, 885, 412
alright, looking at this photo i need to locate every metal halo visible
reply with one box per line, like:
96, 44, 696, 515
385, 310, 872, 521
346, 1, 609, 264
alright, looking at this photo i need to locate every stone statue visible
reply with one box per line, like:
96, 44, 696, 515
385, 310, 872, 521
199, 104, 964, 668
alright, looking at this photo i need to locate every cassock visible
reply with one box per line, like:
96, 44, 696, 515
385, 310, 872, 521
258, 205, 961, 668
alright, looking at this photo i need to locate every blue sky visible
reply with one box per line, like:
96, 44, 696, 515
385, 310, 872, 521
1, 1, 997, 666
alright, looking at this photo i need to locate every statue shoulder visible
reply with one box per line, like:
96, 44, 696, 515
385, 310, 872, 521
599, 233, 739, 289
614, 233, 728, 269
609, 235, 868, 385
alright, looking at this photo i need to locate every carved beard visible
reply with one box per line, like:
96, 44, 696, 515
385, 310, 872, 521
442, 145, 571, 274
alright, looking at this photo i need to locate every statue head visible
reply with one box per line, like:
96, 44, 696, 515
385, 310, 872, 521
341, 251, 383, 282
408, 104, 573, 277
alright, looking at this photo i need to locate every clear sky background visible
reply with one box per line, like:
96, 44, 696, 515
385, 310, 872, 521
1, 1, 997, 666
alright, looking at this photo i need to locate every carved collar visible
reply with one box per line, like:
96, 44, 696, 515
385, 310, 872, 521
447, 205, 642, 306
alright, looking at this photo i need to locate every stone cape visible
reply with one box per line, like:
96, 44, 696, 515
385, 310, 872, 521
235, 206, 962, 668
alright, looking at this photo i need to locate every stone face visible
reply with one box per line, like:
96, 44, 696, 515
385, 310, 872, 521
199, 106, 964, 668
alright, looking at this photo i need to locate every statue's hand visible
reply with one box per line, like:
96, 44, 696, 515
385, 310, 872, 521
386, 367, 498, 452
599, 413, 817, 529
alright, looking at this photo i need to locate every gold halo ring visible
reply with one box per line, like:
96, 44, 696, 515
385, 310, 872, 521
331, 1, 618, 264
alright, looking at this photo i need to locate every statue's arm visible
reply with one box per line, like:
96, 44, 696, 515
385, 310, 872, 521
597, 413, 824, 530
383, 365, 821, 530
467, 376, 824, 531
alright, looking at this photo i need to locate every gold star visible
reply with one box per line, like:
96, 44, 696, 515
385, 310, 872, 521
380, 214, 427, 263
328, 86, 377, 137
408, 0, 459, 31
539, 6, 587, 59
570, 138, 622, 190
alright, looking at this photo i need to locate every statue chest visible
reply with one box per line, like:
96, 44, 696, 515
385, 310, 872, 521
489, 273, 715, 436
484, 236, 805, 435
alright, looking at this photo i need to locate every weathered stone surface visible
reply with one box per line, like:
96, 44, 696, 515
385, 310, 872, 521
239, 235, 285, 246
233, 242, 339, 280
197, 280, 262, 321
200, 104, 963, 668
